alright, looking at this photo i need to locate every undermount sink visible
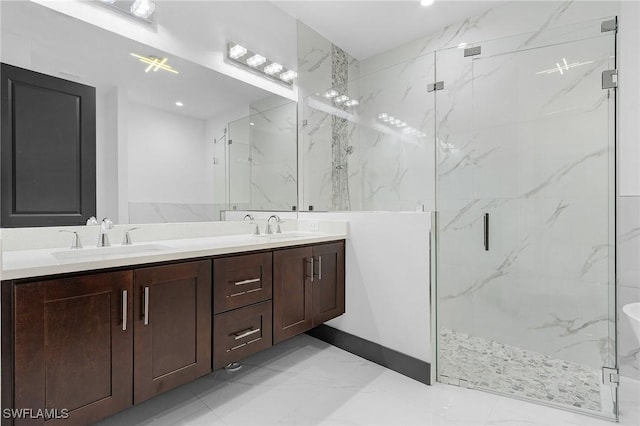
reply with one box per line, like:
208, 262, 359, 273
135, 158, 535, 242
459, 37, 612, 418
257, 232, 316, 240
52, 244, 172, 260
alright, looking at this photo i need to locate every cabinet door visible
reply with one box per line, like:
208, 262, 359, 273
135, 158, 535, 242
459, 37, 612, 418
0, 63, 96, 227
13, 271, 133, 426
312, 242, 345, 325
273, 246, 313, 344
133, 260, 211, 404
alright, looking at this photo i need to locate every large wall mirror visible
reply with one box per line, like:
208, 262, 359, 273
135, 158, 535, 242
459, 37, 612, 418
0, 1, 297, 226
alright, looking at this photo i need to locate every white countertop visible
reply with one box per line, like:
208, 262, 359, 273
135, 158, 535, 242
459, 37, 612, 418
1, 231, 347, 281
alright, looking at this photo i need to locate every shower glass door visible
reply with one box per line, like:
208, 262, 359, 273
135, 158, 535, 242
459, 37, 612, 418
435, 21, 617, 418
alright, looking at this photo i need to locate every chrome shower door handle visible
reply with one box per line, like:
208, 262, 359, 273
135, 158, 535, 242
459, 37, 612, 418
143, 286, 150, 325
483, 213, 490, 251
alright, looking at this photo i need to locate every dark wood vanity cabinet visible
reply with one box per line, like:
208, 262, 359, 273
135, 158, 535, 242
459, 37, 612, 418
10, 271, 134, 426
273, 241, 345, 344
1, 240, 344, 425
133, 261, 212, 404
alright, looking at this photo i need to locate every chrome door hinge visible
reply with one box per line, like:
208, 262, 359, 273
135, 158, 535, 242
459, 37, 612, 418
602, 69, 618, 89
601, 18, 617, 33
427, 81, 444, 92
464, 46, 481, 57
602, 367, 619, 387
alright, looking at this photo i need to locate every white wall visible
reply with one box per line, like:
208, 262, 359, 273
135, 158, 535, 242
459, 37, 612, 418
127, 103, 209, 203
307, 212, 431, 363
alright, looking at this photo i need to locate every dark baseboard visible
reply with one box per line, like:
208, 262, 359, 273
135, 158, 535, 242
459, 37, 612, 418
306, 324, 431, 385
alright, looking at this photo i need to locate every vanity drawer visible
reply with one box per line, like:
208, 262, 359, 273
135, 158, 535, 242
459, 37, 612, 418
213, 252, 272, 313
213, 301, 272, 370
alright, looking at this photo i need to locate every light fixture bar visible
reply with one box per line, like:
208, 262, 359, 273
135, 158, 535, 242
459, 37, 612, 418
130, 53, 179, 74
227, 42, 297, 87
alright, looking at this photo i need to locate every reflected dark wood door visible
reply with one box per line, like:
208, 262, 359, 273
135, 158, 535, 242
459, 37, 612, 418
273, 246, 313, 344
312, 242, 345, 325
133, 261, 211, 404
12, 271, 133, 426
0, 63, 96, 227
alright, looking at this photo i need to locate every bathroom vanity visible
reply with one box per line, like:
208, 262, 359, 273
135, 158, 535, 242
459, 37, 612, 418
0, 228, 346, 426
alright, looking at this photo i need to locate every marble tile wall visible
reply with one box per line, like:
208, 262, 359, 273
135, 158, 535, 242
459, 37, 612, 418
618, 196, 640, 379
298, 22, 360, 211
128, 202, 216, 223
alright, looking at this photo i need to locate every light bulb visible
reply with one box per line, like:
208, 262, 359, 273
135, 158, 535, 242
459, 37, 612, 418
325, 90, 339, 98
264, 63, 283, 75
130, 0, 155, 19
344, 99, 359, 107
229, 44, 247, 59
279, 70, 297, 82
335, 95, 349, 104
420, 0, 435, 6
247, 54, 266, 68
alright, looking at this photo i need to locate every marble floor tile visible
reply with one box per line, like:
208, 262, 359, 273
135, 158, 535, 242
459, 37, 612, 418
95, 334, 639, 426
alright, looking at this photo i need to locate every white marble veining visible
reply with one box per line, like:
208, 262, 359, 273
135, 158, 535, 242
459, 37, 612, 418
129, 202, 216, 224
95, 334, 640, 426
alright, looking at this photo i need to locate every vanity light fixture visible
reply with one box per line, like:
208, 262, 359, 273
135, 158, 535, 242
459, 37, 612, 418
100, 0, 116, 3
378, 112, 425, 137
130, 53, 179, 74
247, 54, 267, 68
227, 42, 297, 86
131, 0, 155, 19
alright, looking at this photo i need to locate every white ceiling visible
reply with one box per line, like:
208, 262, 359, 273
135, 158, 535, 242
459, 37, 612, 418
0, 1, 280, 120
272, 0, 502, 60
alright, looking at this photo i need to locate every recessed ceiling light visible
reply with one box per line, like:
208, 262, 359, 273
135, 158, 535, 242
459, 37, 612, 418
457, 42, 468, 49
229, 44, 248, 60
420, 0, 435, 6
247, 54, 266, 68
175, 101, 184, 107
130, 0, 155, 19
279, 70, 297, 82
250, 122, 255, 126
264, 63, 283, 76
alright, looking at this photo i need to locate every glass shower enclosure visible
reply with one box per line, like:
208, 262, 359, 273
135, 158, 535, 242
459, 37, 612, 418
435, 19, 618, 419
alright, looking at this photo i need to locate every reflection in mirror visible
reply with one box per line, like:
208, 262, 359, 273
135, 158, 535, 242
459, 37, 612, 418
0, 1, 295, 226
301, 53, 435, 212
227, 100, 297, 213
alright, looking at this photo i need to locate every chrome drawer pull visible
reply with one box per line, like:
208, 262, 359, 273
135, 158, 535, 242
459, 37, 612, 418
228, 288, 261, 298
122, 290, 128, 331
233, 328, 261, 340
318, 256, 322, 280
234, 278, 260, 286
227, 337, 262, 352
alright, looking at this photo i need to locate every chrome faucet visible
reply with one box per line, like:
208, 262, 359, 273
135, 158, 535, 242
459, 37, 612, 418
244, 214, 260, 235
97, 218, 113, 247
59, 230, 82, 249
122, 227, 140, 245
266, 215, 282, 234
